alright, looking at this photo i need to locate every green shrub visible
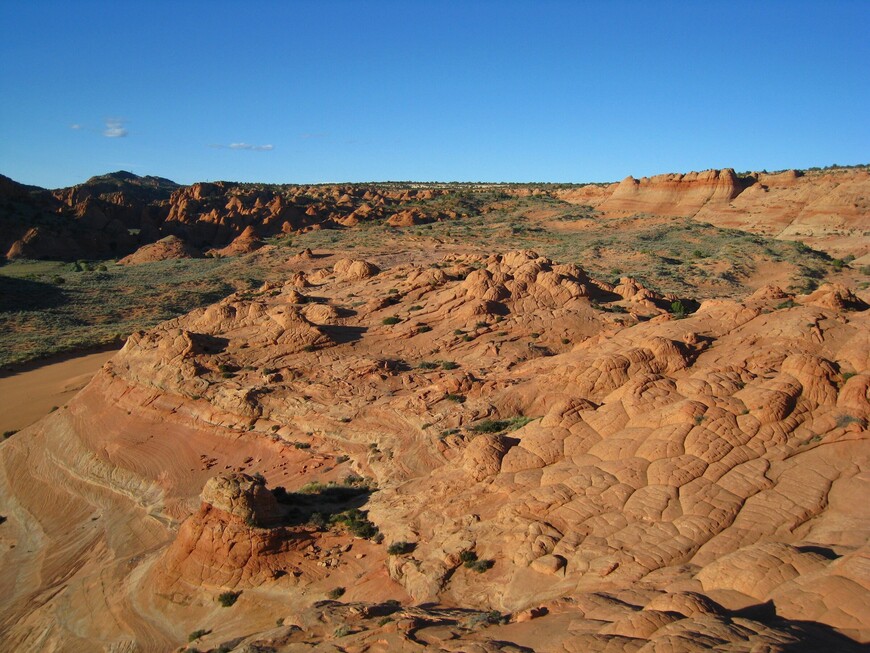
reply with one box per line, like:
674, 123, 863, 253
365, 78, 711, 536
330, 508, 379, 539
327, 586, 346, 600
471, 560, 494, 572
418, 361, 438, 370
382, 316, 401, 325
308, 512, 327, 530
445, 393, 465, 403
217, 590, 241, 607
470, 416, 532, 433
670, 300, 687, 318
441, 361, 458, 370
387, 541, 414, 555
188, 629, 210, 641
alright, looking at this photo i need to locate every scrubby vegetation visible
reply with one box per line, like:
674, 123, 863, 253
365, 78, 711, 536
217, 590, 241, 607
0, 187, 847, 368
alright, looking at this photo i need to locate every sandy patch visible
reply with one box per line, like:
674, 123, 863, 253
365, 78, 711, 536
0, 349, 117, 434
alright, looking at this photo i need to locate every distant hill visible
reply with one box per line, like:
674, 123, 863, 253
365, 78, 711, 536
1, 166, 867, 262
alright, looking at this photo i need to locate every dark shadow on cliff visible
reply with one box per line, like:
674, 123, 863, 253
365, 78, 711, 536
731, 600, 866, 652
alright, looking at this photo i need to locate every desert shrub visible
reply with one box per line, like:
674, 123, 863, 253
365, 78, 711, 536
670, 300, 687, 318
293, 441, 311, 449
382, 316, 401, 325
409, 305, 423, 311
836, 414, 865, 428
188, 629, 210, 641
471, 419, 507, 433
418, 361, 438, 370
470, 559, 495, 572
330, 508, 379, 539
387, 541, 414, 555
327, 586, 346, 600
298, 481, 326, 494
441, 361, 458, 370
459, 550, 478, 565
308, 512, 327, 530
470, 416, 532, 434
3, 430, 18, 439
466, 610, 504, 627
776, 299, 797, 309
416, 324, 432, 333
445, 393, 465, 403
217, 590, 241, 607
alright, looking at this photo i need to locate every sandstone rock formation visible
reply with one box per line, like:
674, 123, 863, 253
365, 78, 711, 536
118, 234, 203, 264
3, 166, 866, 264
0, 246, 867, 652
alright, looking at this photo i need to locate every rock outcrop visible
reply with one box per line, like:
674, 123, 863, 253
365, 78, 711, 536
0, 239, 867, 652
118, 234, 203, 264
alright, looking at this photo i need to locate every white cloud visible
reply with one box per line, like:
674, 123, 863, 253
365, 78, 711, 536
227, 142, 274, 151
103, 118, 128, 138
70, 123, 82, 130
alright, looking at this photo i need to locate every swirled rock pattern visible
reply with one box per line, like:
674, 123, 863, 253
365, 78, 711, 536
0, 249, 866, 652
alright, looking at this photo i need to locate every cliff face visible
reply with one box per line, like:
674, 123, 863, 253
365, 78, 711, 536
551, 167, 869, 260
596, 168, 752, 215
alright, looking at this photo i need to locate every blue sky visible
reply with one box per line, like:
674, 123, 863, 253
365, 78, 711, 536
1, 1, 867, 188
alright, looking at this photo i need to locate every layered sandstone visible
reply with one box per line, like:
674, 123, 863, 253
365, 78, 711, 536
0, 247, 867, 651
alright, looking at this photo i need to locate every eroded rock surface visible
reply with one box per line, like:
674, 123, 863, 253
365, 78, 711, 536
0, 249, 866, 652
